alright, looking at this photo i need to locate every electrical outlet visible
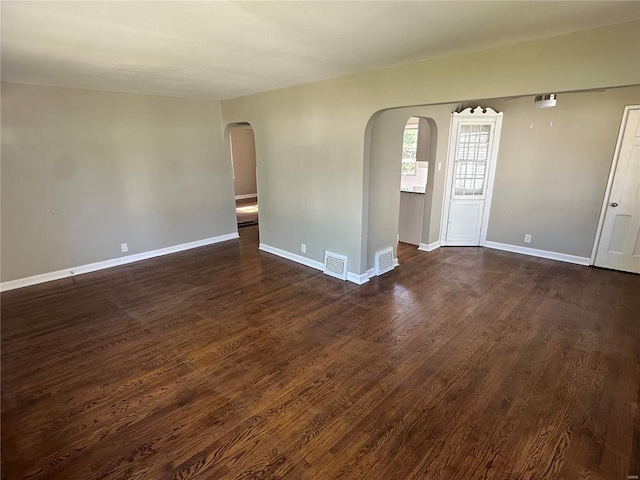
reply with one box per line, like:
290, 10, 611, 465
524, 234, 531, 244
301, 243, 306, 253
121, 243, 128, 253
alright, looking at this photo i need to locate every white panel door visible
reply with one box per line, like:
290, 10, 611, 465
443, 107, 503, 246
447, 202, 483, 243
595, 108, 640, 274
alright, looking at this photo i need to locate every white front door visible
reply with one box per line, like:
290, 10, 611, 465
594, 106, 640, 274
442, 107, 503, 246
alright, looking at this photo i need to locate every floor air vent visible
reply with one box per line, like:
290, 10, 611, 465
323, 251, 348, 280
375, 247, 395, 276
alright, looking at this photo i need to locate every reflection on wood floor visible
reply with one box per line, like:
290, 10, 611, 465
236, 196, 258, 227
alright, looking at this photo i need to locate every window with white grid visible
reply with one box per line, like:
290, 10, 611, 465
401, 124, 418, 176
454, 124, 491, 196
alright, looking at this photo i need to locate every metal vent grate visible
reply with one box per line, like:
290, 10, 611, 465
323, 251, 348, 280
375, 247, 395, 276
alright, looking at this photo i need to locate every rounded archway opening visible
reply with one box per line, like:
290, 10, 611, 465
225, 122, 259, 236
362, 107, 440, 273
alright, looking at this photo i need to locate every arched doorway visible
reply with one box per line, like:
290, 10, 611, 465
363, 107, 440, 274
399, 116, 433, 247
226, 123, 259, 233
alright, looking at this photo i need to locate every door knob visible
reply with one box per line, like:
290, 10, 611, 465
611, 203, 618, 207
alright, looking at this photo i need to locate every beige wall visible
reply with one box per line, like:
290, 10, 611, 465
230, 126, 257, 197
1, 82, 236, 282
398, 192, 424, 246
483, 87, 640, 257
364, 87, 640, 269
221, 21, 640, 275
416, 118, 430, 163
3, 22, 639, 284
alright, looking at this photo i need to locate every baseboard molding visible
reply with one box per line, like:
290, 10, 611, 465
418, 241, 441, 252
364, 257, 399, 281
235, 193, 257, 200
347, 272, 370, 285
351, 257, 398, 283
1, 232, 240, 292
259, 243, 324, 271
483, 241, 591, 266
259, 243, 375, 285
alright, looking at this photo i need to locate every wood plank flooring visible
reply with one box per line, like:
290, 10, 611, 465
2, 225, 639, 479
236, 198, 258, 227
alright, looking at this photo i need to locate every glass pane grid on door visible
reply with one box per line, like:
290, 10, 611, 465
454, 124, 491, 196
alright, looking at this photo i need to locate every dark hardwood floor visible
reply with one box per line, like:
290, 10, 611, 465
236, 197, 258, 227
2, 226, 639, 479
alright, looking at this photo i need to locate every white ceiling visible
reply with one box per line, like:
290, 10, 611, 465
2, 1, 639, 100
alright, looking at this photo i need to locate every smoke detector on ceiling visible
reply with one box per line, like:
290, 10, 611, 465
534, 94, 557, 108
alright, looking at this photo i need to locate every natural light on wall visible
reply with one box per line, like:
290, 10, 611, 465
401, 117, 428, 193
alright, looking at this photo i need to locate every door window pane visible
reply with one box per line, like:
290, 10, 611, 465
454, 124, 491, 196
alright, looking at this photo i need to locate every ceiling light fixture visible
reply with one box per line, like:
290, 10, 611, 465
534, 94, 557, 108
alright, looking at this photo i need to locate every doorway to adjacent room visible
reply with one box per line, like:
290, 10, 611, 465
228, 123, 259, 228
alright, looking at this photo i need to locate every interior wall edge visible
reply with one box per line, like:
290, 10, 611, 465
259, 243, 324, 272
259, 243, 377, 285
0, 232, 240, 292
418, 241, 441, 252
483, 241, 591, 266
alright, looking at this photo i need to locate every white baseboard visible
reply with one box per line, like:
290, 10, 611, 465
1, 232, 240, 292
259, 243, 376, 285
349, 257, 398, 283
418, 241, 441, 252
235, 193, 257, 200
364, 257, 399, 280
347, 271, 370, 285
483, 241, 591, 266
259, 243, 324, 271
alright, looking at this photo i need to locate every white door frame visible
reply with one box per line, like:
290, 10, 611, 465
440, 106, 504, 246
590, 105, 640, 265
